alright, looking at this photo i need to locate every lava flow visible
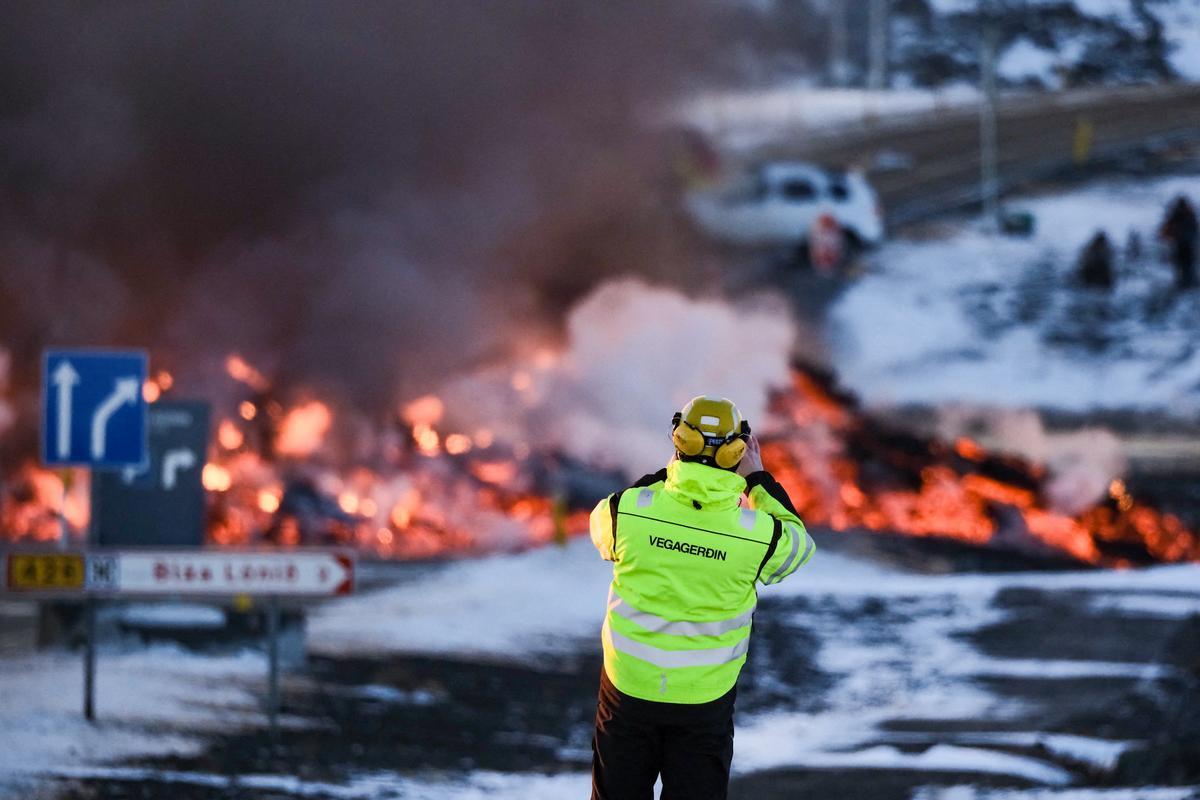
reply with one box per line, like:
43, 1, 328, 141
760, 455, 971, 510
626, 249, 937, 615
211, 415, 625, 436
1, 357, 1197, 567
193, 355, 588, 559
761, 367, 1200, 566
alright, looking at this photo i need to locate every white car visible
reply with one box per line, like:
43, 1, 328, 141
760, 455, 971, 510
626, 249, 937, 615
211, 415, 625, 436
684, 162, 885, 252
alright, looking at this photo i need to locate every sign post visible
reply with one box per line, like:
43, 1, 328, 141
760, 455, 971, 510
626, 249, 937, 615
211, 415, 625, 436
83, 600, 97, 720
3, 549, 355, 733
266, 595, 281, 745
42, 348, 149, 722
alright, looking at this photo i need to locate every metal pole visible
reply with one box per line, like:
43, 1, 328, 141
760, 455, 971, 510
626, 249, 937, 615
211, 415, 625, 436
867, 0, 889, 91
83, 598, 96, 721
83, 475, 97, 722
58, 470, 71, 550
979, 20, 1001, 230
828, 0, 849, 88
266, 595, 280, 745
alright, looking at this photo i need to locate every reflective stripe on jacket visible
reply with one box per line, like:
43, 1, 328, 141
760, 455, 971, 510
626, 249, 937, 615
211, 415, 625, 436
589, 460, 814, 704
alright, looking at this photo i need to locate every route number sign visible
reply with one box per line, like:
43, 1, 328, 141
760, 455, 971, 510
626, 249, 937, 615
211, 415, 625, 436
6, 553, 87, 591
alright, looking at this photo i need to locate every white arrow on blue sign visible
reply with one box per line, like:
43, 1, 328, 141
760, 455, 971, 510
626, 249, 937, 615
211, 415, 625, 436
42, 350, 149, 469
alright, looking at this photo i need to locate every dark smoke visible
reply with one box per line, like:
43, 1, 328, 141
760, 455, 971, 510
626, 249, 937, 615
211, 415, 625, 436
0, 1, 749, 429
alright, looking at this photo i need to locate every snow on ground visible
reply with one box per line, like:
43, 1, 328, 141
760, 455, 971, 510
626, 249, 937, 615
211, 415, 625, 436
886, 733, 1131, 771
743, 742, 1076, 786
24, 765, 1198, 800
0, 646, 266, 774
1087, 592, 1200, 617
308, 543, 898, 660
5, 537, 1199, 795
831, 173, 1200, 412
309, 540, 612, 660
914, 787, 1198, 800
748, 554, 1199, 781
13, 765, 594, 800
767, 553, 1200, 599
0, 543, 890, 792
729, 558, 1185, 780
119, 603, 226, 629
312, 537, 1200, 783
930, 0, 1141, 16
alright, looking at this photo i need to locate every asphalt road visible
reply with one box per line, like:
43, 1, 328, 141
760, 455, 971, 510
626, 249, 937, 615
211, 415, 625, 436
751, 83, 1200, 226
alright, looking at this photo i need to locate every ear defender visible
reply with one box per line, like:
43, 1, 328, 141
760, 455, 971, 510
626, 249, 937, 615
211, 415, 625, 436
671, 412, 707, 457
713, 420, 751, 469
672, 413, 751, 469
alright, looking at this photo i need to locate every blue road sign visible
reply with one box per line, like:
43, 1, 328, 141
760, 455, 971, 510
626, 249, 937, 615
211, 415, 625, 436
42, 349, 149, 469
93, 401, 210, 547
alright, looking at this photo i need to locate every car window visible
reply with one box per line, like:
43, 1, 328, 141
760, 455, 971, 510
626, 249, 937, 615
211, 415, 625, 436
780, 179, 816, 202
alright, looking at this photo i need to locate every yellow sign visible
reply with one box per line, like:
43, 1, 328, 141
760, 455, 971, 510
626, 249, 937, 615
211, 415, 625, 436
6, 554, 86, 592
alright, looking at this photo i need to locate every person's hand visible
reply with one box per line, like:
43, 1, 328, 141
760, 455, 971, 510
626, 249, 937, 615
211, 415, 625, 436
736, 434, 764, 477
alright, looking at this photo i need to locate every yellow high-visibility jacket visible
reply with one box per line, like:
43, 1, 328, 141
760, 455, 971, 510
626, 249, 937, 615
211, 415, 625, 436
590, 459, 814, 704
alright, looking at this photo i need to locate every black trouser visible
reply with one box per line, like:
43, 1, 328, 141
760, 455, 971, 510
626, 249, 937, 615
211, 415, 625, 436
591, 668, 735, 800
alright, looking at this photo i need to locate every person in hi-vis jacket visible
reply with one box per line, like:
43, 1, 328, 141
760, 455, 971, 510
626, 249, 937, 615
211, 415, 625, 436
589, 395, 814, 800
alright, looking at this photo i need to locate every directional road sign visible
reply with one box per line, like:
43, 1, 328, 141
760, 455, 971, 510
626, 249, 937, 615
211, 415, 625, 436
42, 349, 148, 468
114, 550, 355, 596
93, 401, 210, 547
2, 549, 354, 730
1, 549, 355, 597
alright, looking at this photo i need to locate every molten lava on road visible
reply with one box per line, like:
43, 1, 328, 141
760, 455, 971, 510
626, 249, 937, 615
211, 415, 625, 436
762, 368, 1200, 566
2, 357, 1196, 568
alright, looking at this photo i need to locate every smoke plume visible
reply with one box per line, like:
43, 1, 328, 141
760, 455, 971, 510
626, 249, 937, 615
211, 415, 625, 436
0, 1, 745, 450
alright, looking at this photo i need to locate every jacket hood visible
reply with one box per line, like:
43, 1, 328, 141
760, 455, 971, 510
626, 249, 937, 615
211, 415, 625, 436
663, 460, 746, 510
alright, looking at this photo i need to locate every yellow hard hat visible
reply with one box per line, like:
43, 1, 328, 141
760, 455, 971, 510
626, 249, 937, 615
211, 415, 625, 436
671, 396, 750, 469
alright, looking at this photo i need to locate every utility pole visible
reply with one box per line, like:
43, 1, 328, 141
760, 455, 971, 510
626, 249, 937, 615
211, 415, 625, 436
867, 0, 890, 90
979, 16, 1001, 230
828, 0, 849, 87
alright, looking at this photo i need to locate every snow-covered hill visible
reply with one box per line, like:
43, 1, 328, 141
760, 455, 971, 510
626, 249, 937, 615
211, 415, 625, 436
831, 173, 1200, 413
900, 0, 1200, 87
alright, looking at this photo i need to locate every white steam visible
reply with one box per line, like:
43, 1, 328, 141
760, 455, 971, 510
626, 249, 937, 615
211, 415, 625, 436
936, 407, 1126, 515
441, 278, 797, 476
